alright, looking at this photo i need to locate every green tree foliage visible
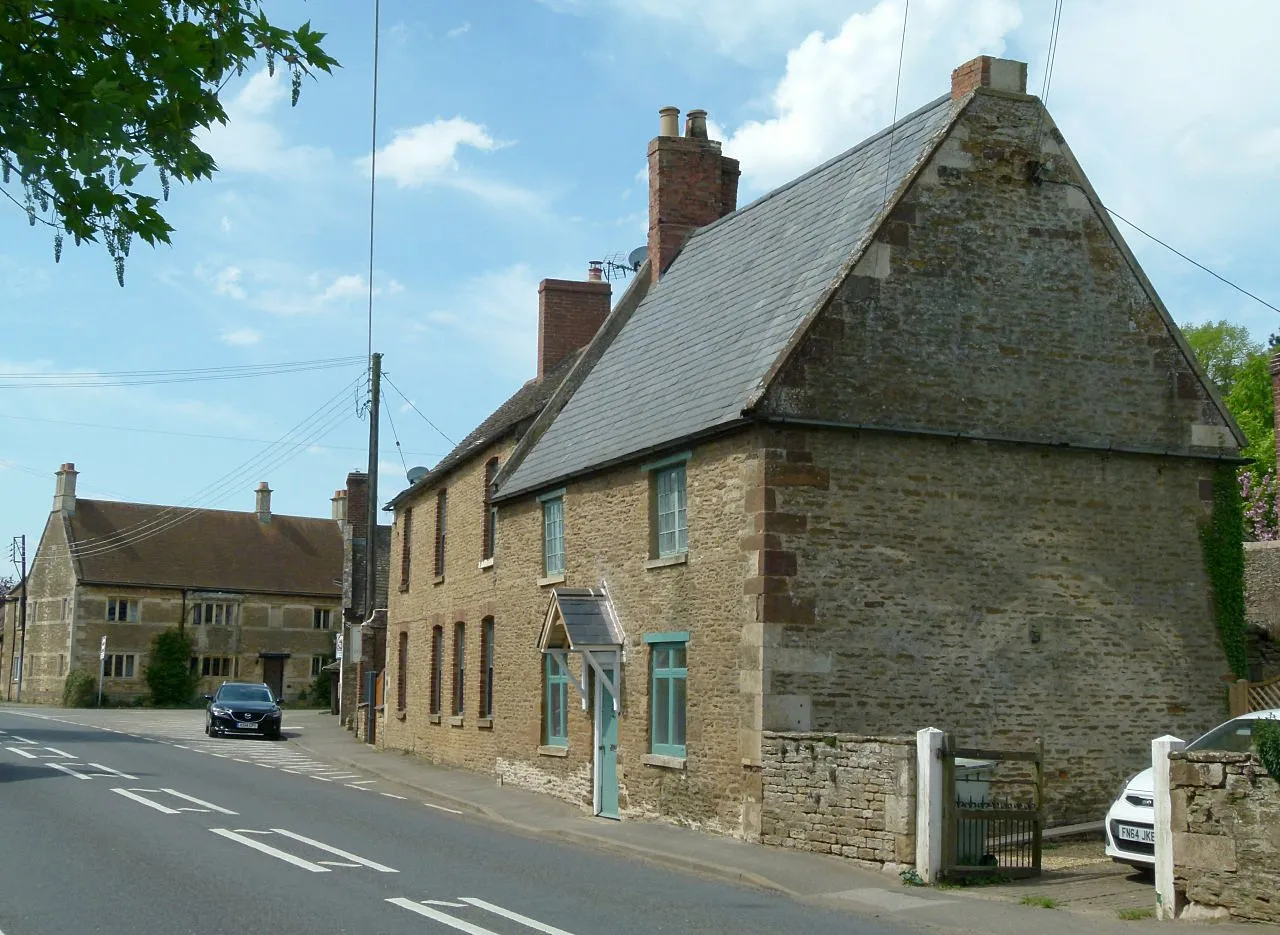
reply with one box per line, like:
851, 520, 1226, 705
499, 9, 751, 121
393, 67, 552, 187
61, 668, 97, 707
1256, 718, 1280, 783
144, 628, 198, 706
0, 1, 338, 284
1181, 320, 1261, 397
1227, 352, 1277, 480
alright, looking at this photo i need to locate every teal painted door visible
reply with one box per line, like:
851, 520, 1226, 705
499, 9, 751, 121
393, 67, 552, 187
596, 664, 619, 819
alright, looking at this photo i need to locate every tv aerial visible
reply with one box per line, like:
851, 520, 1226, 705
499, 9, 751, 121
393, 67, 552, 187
599, 245, 647, 282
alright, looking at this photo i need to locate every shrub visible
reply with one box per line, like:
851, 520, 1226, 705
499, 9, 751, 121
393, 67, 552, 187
62, 668, 98, 707
144, 628, 199, 706
1256, 718, 1280, 783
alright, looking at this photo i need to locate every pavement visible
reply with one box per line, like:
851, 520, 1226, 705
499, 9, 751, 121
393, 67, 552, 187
286, 708, 1236, 934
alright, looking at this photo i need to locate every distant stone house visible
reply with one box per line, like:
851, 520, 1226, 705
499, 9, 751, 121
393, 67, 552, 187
13, 463, 342, 704
381, 55, 1240, 835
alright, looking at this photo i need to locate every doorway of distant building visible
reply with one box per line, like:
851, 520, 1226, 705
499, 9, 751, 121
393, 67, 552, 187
259, 653, 289, 700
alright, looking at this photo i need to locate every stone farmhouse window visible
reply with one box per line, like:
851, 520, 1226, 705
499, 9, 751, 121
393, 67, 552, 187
543, 654, 569, 746
191, 601, 234, 626
429, 625, 444, 716
310, 655, 332, 677
479, 616, 495, 719
189, 655, 235, 677
642, 452, 690, 560
647, 633, 688, 758
400, 507, 413, 590
481, 458, 499, 562
106, 597, 139, 622
434, 490, 448, 579
102, 653, 136, 679
452, 622, 466, 716
540, 491, 565, 577
397, 631, 408, 711
313, 608, 332, 630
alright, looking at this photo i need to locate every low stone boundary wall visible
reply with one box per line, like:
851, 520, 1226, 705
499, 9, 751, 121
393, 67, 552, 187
760, 731, 915, 870
1171, 749, 1280, 924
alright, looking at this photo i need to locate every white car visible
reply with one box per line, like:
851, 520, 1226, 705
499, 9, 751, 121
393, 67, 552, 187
1105, 707, 1280, 871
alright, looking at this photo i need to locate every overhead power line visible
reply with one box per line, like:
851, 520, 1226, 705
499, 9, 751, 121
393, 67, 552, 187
0, 356, 364, 389
383, 376, 455, 447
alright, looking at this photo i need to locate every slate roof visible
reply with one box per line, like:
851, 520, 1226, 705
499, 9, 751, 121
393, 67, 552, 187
539, 588, 623, 649
66, 500, 342, 596
387, 349, 583, 510
500, 94, 959, 499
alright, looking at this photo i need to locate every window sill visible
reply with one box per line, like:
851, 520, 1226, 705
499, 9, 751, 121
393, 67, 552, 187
433, 575, 446, 586
478, 558, 494, 570
538, 744, 569, 757
429, 713, 441, 725
642, 753, 687, 770
449, 715, 465, 728
645, 553, 688, 570
394, 709, 407, 721
398, 583, 409, 593
476, 717, 493, 730
537, 573, 566, 587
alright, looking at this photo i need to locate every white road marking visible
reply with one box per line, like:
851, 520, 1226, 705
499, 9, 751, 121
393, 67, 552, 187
387, 899, 501, 934
112, 788, 181, 814
160, 788, 238, 814
280, 768, 300, 774
173, 744, 190, 750
209, 753, 228, 758
423, 900, 467, 907
268, 828, 398, 872
317, 773, 359, 779
6, 746, 36, 759
318, 860, 362, 868
43, 746, 75, 758
423, 802, 463, 814
381, 793, 406, 800
345, 783, 371, 791
347, 779, 376, 785
47, 763, 91, 779
310, 775, 333, 782
460, 897, 578, 934
11, 735, 35, 743
88, 763, 137, 779
210, 829, 330, 873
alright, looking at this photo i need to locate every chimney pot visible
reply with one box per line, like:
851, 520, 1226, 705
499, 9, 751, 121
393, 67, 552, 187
53, 462, 78, 515
587, 261, 603, 282
684, 109, 708, 139
658, 106, 680, 138
255, 481, 272, 523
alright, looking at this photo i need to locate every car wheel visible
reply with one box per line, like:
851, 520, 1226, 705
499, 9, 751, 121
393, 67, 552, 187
267, 728, 282, 741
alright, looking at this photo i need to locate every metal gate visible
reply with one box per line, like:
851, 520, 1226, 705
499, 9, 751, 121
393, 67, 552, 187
941, 736, 1044, 879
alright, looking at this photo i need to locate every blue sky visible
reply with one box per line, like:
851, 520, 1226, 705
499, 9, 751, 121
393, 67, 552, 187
3, 0, 1279, 558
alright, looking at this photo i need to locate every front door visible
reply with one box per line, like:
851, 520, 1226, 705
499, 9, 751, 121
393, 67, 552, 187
262, 657, 285, 700
595, 662, 619, 819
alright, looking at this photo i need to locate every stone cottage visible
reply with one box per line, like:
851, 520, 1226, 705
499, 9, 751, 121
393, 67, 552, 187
381, 55, 1239, 836
13, 463, 342, 704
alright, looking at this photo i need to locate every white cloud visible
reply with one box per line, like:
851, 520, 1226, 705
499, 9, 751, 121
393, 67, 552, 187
321, 274, 367, 303
213, 265, 246, 300
199, 69, 332, 177
220, 328, 262, 347
219, 216, 233, 235
366, 117, 505, 188
447, 21, 471, 38
721, 0, 1021, 190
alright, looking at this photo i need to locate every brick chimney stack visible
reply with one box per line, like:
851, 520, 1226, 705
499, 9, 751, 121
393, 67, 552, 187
255, 481, 272, 523
647, 106, 740, 283
951, 55, 1028, 99
53, 462, 78, 515
345, 472, 369, 541
537, 265, 611, 380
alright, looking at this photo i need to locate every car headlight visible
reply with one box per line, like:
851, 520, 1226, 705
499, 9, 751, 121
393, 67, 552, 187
210, 705, 231, 716
1117, 774, 1137, 803
269, 706, 281, 717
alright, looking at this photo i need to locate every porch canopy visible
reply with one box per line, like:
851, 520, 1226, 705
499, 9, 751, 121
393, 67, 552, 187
538, 587, 623, 711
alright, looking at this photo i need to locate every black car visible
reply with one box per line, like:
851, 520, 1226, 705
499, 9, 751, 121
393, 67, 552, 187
205, 682, 283, 739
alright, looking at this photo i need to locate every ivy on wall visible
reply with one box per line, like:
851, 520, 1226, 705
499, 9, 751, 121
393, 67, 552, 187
1256, 719, 1280, 783
1201, 464, 1249, 680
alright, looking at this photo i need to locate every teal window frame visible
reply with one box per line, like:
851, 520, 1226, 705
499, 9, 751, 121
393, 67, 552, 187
543, 654, 569, 746
649, 638, 687, 758
541, 493, 565, 576
655, 465, 687, 557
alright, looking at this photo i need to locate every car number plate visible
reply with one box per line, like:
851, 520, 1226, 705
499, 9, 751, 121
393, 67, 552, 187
235, 721, 257, 729
1117, 824, 1155, 844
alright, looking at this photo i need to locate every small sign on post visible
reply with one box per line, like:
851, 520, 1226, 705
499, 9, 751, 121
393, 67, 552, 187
98, 636, 107, 708
335, 629, 343, 661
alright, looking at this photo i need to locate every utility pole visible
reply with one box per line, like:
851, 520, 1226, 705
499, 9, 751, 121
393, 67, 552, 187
365, 352, 382, 619
10, 535, 27, 702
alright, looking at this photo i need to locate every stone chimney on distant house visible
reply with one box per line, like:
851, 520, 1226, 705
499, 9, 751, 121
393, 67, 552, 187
647, 106, 740, 283
331, 489, 348, 526
255, 481, 272, 523
537, 264, 612, 380
950, 55, 1028, 99
53, 462, 78, 515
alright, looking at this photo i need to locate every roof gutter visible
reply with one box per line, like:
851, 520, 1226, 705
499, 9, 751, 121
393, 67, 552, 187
751, 414, 1251, 464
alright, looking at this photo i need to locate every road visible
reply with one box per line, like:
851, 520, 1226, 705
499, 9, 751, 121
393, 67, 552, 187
0, 708, 911, 935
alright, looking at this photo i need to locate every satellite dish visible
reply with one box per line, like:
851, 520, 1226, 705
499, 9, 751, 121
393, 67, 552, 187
626, 245, 648, 271
406, 466, 429, 484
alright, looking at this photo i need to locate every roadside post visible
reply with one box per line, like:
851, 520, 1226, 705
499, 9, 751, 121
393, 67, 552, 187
98, 635, 107, 707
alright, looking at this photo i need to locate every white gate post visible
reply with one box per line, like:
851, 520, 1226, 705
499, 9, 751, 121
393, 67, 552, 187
916, 727, 945, 883
1152, 734, 1186, 921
